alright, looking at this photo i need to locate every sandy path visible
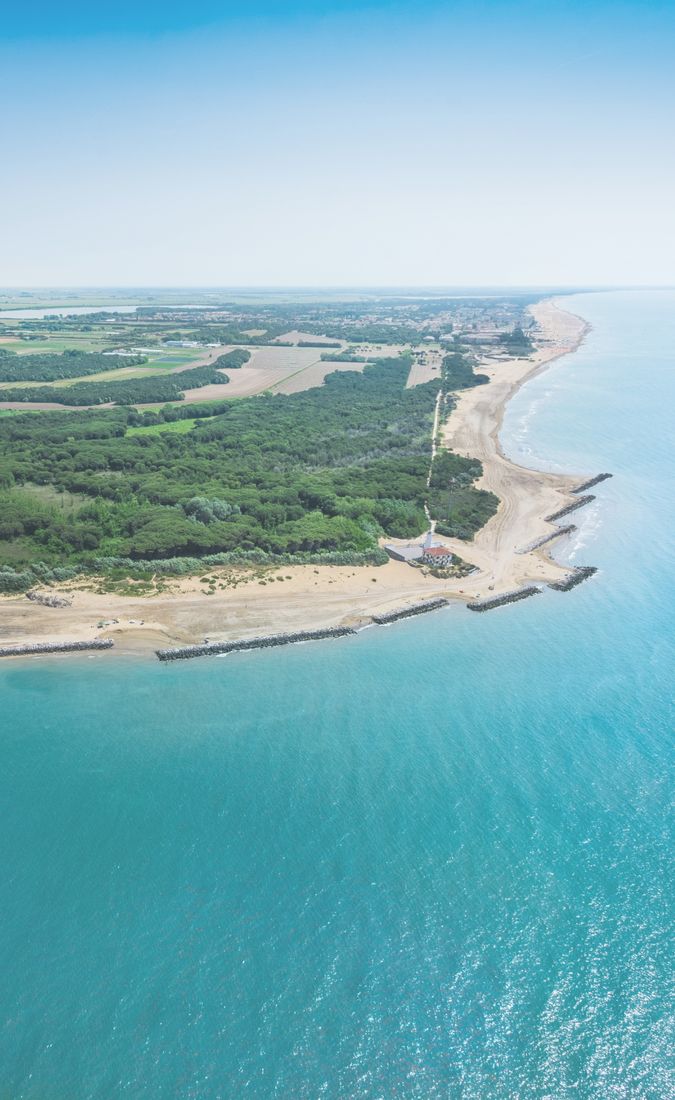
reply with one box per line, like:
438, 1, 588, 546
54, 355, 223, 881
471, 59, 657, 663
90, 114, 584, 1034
0, 300, 593, 654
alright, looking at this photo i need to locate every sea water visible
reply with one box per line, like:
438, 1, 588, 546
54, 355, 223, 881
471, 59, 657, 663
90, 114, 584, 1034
1, 291, 673, 1098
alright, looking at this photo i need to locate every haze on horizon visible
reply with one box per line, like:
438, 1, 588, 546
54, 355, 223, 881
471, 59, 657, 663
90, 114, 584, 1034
2, 0, 674, 288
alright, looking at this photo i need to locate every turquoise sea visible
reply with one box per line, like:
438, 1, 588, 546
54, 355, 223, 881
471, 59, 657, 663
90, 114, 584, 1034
1, 291, 673, 1098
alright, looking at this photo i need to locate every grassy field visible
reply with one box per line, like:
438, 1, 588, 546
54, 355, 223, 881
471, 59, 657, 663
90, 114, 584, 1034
0, 334, 109, 354
21, 483, 89, 511
125, 417, 211, 436
143, 350, 210, 368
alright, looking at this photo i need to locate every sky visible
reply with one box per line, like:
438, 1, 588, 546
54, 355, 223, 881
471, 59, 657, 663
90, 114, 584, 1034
1, 1, 674, 287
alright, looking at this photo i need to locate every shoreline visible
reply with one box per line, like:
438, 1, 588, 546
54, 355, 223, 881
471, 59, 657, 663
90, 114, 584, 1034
0, 298, 602, 657
494, 299, 591, 467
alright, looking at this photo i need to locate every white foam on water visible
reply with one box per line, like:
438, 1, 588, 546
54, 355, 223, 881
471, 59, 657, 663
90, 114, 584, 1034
565, 502, 604, 561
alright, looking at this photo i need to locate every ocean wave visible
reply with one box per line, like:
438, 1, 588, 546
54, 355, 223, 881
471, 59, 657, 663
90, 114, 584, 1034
566, 502, 603, 560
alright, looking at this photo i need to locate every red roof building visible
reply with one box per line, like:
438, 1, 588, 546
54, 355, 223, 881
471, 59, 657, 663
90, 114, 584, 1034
421, 545, 453, 567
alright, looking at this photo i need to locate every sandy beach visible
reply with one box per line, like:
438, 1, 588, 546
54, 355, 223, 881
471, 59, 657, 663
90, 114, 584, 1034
0, 299, 592, 655
432, 298, 590, 590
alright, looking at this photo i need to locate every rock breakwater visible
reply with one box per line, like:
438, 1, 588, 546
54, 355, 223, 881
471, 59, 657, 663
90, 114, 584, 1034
517, 524, 576, 554
467, 587, 541, 612
548, 566, 598, 591
156, 603, 451, 661
0, 639, 114, 658
572, 473, 612, 494
156, 626, 356, 661
545, 494, 595, 523
371, 598, 449, 625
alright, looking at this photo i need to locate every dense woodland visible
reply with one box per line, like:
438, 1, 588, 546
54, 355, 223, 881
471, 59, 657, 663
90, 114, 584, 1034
442, 351, 490, 390
0, 350, 249, 406
428, 451, 499, 539
0, 358, 441, 586
156, 326, 287, 345
320, 350, 362, 362
0, 354, 497, 588
431, 352, 498, 534
0, 350, 146, 383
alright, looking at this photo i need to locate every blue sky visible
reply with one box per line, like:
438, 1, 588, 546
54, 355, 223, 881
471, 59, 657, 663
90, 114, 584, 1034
2, 1, 673, 285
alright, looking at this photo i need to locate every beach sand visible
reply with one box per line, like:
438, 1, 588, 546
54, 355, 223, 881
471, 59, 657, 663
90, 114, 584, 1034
431, 298, 589, 591
0, 299, 591, 654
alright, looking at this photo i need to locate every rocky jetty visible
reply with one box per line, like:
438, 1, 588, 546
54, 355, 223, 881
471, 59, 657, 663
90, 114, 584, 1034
467, 587, 541, 612
545, 494, 595, 523
548, 566, 598, 591
371, 598, 449, 624
572, 473, 612, 494
156, 626, 356, 661
0, 639, 114, 658
156, 604, 452, 660
26, 590, 73, 609
517, 524, 576, 554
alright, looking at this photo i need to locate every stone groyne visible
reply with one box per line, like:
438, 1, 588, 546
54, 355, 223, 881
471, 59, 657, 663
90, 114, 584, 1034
371, 598, 449, 625
517, 524, 576, 554
572, 473, 612, 494
156, 602, 451, 661
0, 638, 114, 658
156, 626, 356, 662
548, 566, 598, 592
545, 494, 595, 523
467, 586, 541, 612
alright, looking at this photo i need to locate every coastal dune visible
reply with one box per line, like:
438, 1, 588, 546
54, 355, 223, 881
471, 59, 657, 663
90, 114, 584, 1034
0, 300, 598, 654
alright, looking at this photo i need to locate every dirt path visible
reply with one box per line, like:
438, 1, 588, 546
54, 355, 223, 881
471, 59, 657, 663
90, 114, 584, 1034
424, 387, 443, 531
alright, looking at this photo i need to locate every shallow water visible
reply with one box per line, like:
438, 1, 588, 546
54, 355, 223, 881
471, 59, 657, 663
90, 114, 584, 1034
1, 291, 673, 1098
0, 306, 138, 319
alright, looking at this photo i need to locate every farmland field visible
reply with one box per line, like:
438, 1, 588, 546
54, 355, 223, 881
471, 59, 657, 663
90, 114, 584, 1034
272, 358, 365, 394
180, 345, 353, 401
406, 349, 443, 387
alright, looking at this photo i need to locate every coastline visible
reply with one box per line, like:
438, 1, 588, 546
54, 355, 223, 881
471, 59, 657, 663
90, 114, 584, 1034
429, 297, 593, 593
0, 298, 599, 656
